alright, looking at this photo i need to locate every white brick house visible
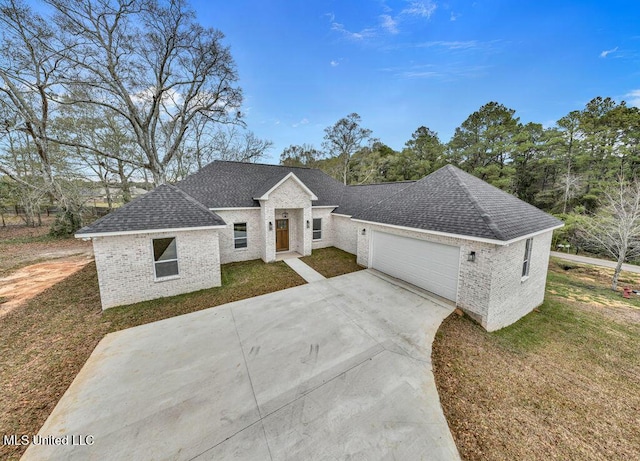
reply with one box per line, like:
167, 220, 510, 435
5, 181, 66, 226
76, 161, 562, 331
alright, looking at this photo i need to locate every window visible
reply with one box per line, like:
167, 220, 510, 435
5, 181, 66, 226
522, 238, 533, 278
234, 223, 247, 249
153, 237, 178, 278
313, 218, 322, 240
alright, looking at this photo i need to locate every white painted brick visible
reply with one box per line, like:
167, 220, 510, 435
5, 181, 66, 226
311, 208, 336, 250
92, 229, 221, 310
259, 177, 314, 262
214, 209, 262, 264
485, 230, 553, 331
332, 215, 358, 254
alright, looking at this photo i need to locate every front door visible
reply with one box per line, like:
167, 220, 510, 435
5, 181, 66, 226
275, 219, 289, 251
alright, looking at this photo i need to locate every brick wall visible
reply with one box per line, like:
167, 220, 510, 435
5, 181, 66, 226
311, 208, 336, 250
92, 229, 221, 309
214, 209, 262, 264
332, 215, 358, 254
485, 230, 553, 331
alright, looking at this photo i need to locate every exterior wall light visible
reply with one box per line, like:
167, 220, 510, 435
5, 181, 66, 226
361, 228, 366, 235
269, 221, 273, 231
282, 211, 288, 219
306, 220, 310, 229
468, 251, 476, 262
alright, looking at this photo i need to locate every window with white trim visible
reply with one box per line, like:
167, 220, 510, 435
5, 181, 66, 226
153, 237, 178, 278
234, 223, 247, 249
313, 218, 322, 240
522, 238, 533, 277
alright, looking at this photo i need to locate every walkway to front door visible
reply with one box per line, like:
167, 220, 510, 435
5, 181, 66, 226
275, 218, 289, 251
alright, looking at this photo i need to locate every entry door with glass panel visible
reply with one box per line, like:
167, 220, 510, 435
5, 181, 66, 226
275, 219, 289, 251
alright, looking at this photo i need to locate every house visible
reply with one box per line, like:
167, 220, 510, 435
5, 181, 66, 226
76, 161, 563, 331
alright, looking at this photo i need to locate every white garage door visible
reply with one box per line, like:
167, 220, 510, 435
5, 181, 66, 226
370, 231, 460, 301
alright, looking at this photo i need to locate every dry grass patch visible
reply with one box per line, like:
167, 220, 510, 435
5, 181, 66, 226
0, 259, 304, 460
433, 260, 640, 461
0, 222, 92, 277
300, 246, 364, 277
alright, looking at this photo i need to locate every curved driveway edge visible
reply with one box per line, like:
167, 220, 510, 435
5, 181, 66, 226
23, 270, 460, 461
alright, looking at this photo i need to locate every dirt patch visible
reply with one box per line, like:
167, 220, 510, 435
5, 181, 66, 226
0, 222, 93, 277
0, 255, 94, 317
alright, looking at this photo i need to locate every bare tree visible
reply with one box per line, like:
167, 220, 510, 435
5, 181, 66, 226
580, 178, 640, 290
47, 0, 243, 185
322, 113, 372, 185
0, 0, 81, 228
558, 172, 582, 214
210, 126, 272, 163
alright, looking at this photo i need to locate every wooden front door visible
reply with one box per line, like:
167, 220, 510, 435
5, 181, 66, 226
275, 219, 289, 251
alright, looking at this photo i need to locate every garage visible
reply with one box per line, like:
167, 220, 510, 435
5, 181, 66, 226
370, 231, 460, 301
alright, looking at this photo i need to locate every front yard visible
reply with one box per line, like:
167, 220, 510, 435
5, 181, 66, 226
0, 241, 305, 460
3, 228, 640, 461
433, 258, 640, 460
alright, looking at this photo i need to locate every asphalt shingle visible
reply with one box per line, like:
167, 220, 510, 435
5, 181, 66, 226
336, 182, 415, 216
175, 161, 344, 208
352, 165, 563, 241
76, 184, 225, 235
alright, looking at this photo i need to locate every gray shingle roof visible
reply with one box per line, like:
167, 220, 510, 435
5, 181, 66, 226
336, 181, 415, 216
77, 162, 561, 241
175, 161, 344, 208
352, 165, 563, 241
76, 184, 225, 235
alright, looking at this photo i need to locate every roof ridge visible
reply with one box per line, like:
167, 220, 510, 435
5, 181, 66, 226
213, 160, 313, 170
348, 180, 417, 187
447, 166, 506, 241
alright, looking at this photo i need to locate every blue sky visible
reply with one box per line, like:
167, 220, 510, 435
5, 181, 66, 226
192, 1, 640, 164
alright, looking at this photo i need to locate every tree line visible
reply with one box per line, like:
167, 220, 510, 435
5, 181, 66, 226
0, 0, 272, 232
282, 99, 640, 216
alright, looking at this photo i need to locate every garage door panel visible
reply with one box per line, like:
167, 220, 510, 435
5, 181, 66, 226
371, 231, 459, 301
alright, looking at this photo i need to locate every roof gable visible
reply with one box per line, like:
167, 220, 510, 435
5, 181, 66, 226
76, 184, 225, 237
175, 161, 343, 208
253, 172, 318, 201
352, 165, 562, 242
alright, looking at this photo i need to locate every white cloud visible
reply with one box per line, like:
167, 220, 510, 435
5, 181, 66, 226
450, 11, 459, 21
331, 20, 376, 40
600, 46, 618, 58
380, 14, 399, 34
418, 40, 479, 50
328, 1, 437, 42
389, 62, 489, 80
402, 1, 437, 18
402, 70, 440, 79
292, 118, 309, 128
626, 90, 640, 107
330, 60, 339, 67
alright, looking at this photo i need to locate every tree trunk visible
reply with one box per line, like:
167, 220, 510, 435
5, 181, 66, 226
118, 160, 132, 203
612, 253, 625, 291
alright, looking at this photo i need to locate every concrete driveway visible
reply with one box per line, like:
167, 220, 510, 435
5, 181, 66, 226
23, 270, 459, 461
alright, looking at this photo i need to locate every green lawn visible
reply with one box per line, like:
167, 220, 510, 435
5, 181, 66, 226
433, 258, 640, 461
0, 259, 305, 461
300, 246, 364, 278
